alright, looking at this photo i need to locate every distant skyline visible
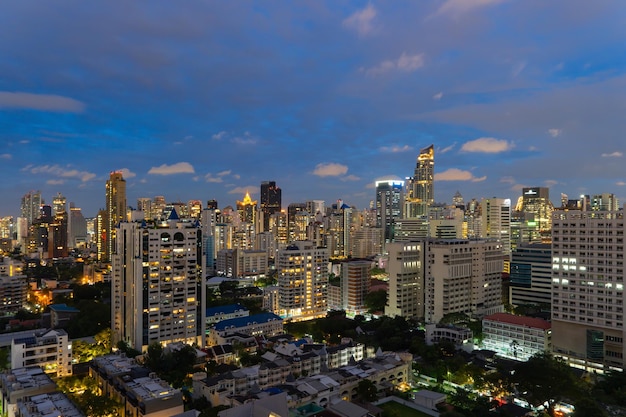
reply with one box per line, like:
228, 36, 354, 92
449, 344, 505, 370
1, 1, 625, 217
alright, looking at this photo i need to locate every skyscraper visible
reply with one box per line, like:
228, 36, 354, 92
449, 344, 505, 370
480, 197, 512, 255
406, 145, 434, 217
551, 207, 626, 372
260, 181, 281, 232
236, 192, 257, 225
515, 187, 554, 241
52, 192, 67, 217
20, 190, 42, 227
104, 172, 127, 262
375, 180, 404, 248
111, 213, 205, 351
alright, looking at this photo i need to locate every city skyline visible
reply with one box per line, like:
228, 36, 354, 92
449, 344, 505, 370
1, 1, 625, 217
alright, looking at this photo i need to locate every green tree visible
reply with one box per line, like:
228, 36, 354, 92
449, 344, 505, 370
572, 397, 607, 417
513, 353, 581, 416
356, 379, 378, 402
364, 290, 387, 313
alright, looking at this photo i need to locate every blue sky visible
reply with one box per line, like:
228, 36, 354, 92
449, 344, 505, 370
1, 0, 625, 217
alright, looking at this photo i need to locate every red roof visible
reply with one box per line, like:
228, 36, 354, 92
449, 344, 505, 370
484, 313, 551, 330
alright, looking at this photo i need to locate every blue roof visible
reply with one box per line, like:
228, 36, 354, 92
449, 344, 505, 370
49, 304, 80, 313
168, 207, 180, 220
206, 303, 248, 317
214, 312, 282, 331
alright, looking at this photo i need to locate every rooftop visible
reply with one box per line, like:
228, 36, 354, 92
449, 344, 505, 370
214, 312, 282, 332
484, 313, 551, 330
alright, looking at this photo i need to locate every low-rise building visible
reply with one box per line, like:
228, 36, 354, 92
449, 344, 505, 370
205, 304, 249, 327
425, 323, 473, 350
482, 313, 551, 361
10, 329, 72, 377
0, 367, 57, 417
208, 313, 283, 346
16, 392, 84, 417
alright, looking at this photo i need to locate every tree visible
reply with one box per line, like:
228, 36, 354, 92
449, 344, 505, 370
364, 290, 387, 314
572, 397, 607, 417
356, 379, 378, 402
513, 353, 581, 416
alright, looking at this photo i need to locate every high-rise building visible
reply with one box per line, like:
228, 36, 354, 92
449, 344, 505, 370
104, 172, 127, 262
260, 181, 281, 232
385, 241, 425, 319
551, 207, 626, 372
375, 180, 404, 248
111, 212, 205, 351
425, 239, 505, 323
287, 203, 307, 242
152, 196, 167, 220
406, 145, 434, 218
515, 187, 554, 241
68, 203, 87, 248
341, 259, 371, 316
591, 193, 620, 212
236, 192, 257, 225
206, 200, 218, 210
509, 243, 552, 308
137, 198, 152, 219
20, 190, 42, 227
277, 241, 328, 320
0, 257, 27, 316
52, 192, 67, 217
480, 197, 511, 255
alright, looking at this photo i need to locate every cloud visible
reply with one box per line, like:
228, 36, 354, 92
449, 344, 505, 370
544, 179, 558, 187
118, 168, 136, 178
617, 181, 626, 186
313, 162, 349, 177
343, 4, 377, 37
148, 162, 195, 175
379, 145, 412, 153
24, 164, 96, 182
46, 179, 65, 185
461, 137, 513, 153
228, 186, 257, 195
205, 169, 232, 183
0, 91, 85, 112
363, 52, 425, 76
601, 151, 623, 158
341, 174, 361, 181
440, 143, 456, 154
432, 0, 505, 18
435, 168, 486, 182
500, 176, 515, 184
511, 61, 527, 78
433, 92, 443, 100
0, 153, 11, 159
232, 135, 258, 145
548, 128, 562, 137
217, 170, 232, 176
212, 131, 227, 140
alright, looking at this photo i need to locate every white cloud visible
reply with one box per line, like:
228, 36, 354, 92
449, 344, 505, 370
0, 153, 11, 159
212, 131, 227, 140
433, 92, 444, 100
205, 175, 223, 183
617, 181, 626, 186
343, 4, 377, 37
0, 91, 85, 112
548, 128, 562, 137
440, 143, 455, 154
313, 162, 349, 177
544, 179, 558, 187
232, 136, 257, 145
432, 0, 505, 18
118, 168, 136, 179
461, 137, 513, 153
217, 170, 232, 176
363, 52, 425, 76
601, 151, 623, 158
341, 174, 361, 182
379, 145, 412, 153
25, 164, 96, 182
46, 179, 65, 185
511, 61, 527, 78
148, 162, 195, 175
500, 176, 515, 184
228, 186, 257, 195
435, 168, 486, 182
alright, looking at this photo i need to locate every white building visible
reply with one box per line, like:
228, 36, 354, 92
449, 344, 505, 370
0, 367, 56, 417
16, 392, 84, 417
480, 197, 511, 255
208, 313, 283, 346
551, 208, 626, 372
277, 241, 329, 320
424, 323, 473, 349
385, 241, 424, 319
11, 329, 72, 377
340, 260, 371, 316
111, 212, 206, 352
482, 313, 551, 361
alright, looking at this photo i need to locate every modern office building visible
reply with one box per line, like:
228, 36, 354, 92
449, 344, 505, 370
515, 187, 554, 241
0, 257, 27, 316
351, 227, 382, 258
276, 241, 329, 320
111, 212, 205, 351
375, 180, 404, 248
425, 239, 505, 323
591, 193, 620, 212
68, 203, 87, 248
236, 192, 257, 225
480, 197, 511, 255
551, 207, 626, 372
405, 144, 434, 218
287, 203, 307, 243
104, 171, 127, 262
509, 243, 552, 307
260, 181, 281, 232
20, 191, 43, 227
385, 241, 424, 319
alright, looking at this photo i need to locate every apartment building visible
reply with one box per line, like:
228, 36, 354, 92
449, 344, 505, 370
10, 329, 72, 377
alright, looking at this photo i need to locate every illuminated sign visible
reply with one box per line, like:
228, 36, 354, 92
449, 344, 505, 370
524, 189, 538, 195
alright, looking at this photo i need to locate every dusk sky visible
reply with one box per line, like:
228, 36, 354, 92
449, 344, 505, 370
1, 1, 625, 217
